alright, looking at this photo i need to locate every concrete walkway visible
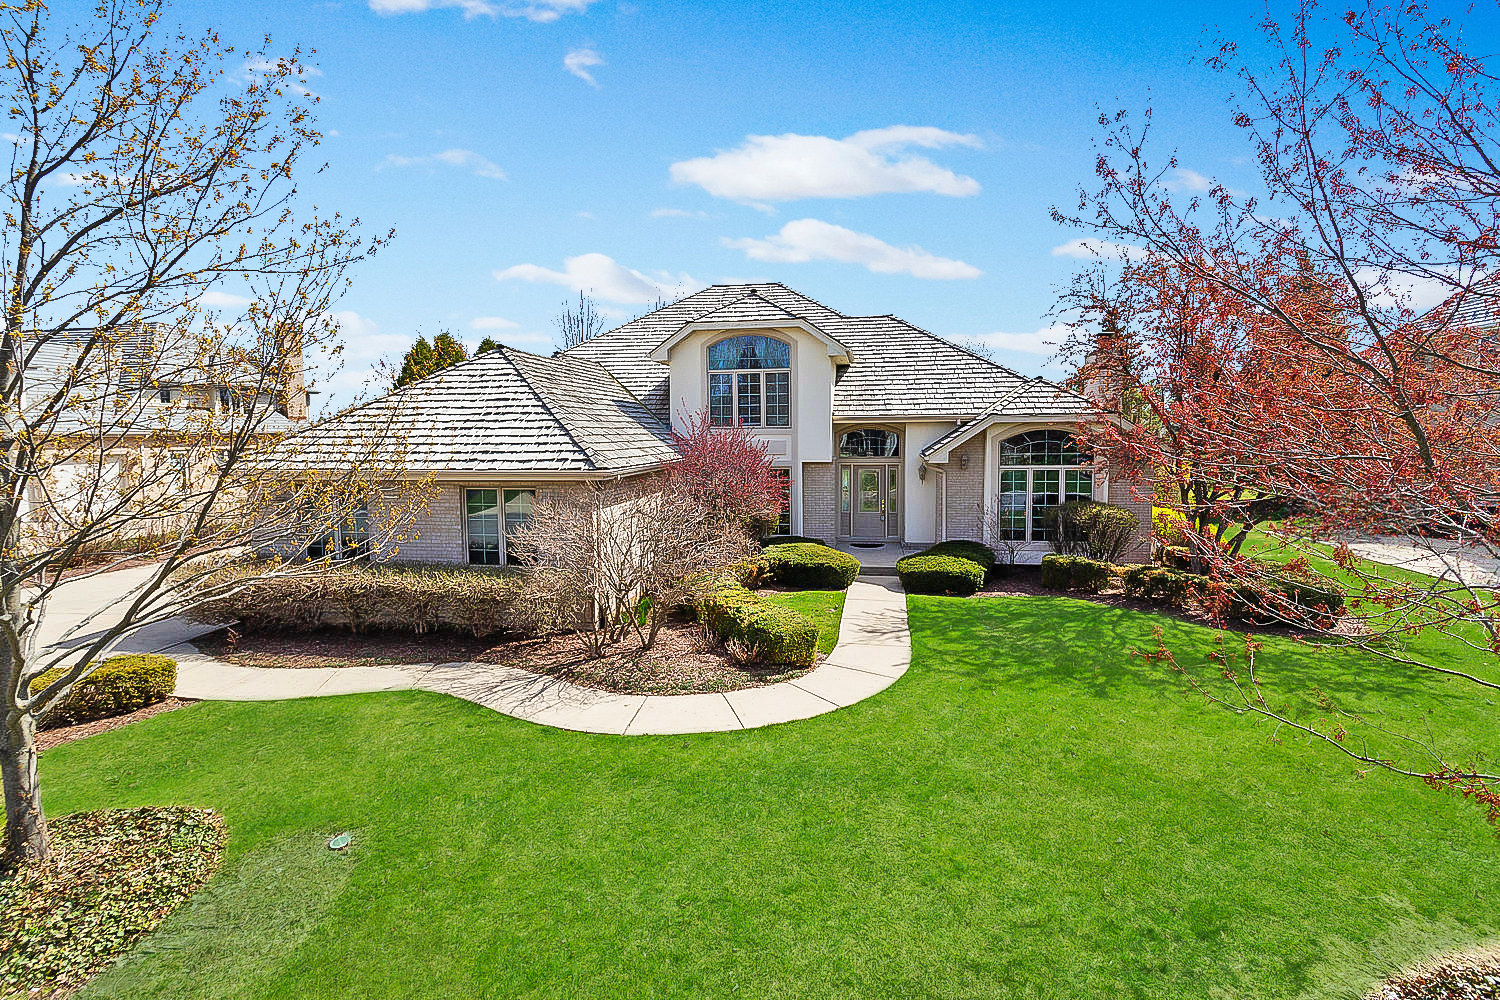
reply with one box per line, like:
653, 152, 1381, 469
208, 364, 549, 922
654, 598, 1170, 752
1343, 534, 1500, 588
170, 576, 912, 735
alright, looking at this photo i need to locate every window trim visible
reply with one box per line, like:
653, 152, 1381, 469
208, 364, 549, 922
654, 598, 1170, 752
465, 486, 536, 566
706, 334, 792, 428
991, 430, 1096, 543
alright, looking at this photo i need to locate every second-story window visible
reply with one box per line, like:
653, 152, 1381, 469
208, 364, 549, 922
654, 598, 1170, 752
707, 335, 791, 428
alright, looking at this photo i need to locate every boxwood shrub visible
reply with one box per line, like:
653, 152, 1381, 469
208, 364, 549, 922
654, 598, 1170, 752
896, 554, 986, 595
192, 562, 528, 636
920, 540, 997, 572
1040, 554, 1115, 594
1120, 565, 1206, 607
760, 535, 826, 548
1230, 577, 1347, 625
761, 542, 861, 590
33, 654, 177, 728
689, 570, 819, 665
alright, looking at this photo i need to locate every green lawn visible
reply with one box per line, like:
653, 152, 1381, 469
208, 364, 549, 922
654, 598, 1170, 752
39, 592, 1500, 999
759, 588, 846, 654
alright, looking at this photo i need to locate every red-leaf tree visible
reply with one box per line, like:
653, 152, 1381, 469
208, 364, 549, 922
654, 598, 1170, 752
1053, 0, 1500, 817
668, 407, 786, 534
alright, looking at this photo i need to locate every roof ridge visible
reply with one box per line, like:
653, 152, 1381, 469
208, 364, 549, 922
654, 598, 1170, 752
501, 347, 606, 470
858, 314, 1029, 381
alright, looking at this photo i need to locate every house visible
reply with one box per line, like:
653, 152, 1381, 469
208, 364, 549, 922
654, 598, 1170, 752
20, 328, 311, 536
300, 283, 1153, 565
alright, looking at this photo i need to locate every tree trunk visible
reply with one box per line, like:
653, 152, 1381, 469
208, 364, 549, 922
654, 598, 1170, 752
3, 708, 50, 864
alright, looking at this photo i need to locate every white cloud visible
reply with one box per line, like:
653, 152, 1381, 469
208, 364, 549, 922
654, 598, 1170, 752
724, 219, 981, 280
470, 316, 519, 329
378, 148, 507, 180
1051, 238, 1144, 261
1163, 168, 1213, 193
650, 207, 709, 219
200, 290, 252, 309
368, 0, 597, 20
962, 324, 1068, 355
670, 126, 982, 203
564, 47, 604, 86
494, 252, 698, 304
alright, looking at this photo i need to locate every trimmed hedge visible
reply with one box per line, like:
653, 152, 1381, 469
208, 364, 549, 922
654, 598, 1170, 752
1121, 565, 1205, 607
192, 562, 527, 636
760, 535, 826, 548
896, 554, 986, 596
761, 543, 861, 590
1230, 577, 1347, 625
34, 654, 176, 728
690, 570, 819, 666
920, 540, 997, 571
1040, 554, 1115, 594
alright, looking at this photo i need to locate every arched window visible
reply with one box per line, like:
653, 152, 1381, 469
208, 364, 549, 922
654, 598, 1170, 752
993, 430, 1093, 542
708, 335, 791, 427
839, 428, 900, 458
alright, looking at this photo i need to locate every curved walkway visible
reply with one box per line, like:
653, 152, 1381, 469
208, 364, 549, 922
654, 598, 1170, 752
169, 577, 910, 735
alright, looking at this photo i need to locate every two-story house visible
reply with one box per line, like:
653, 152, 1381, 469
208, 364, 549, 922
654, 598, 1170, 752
302, 283, 1152, 565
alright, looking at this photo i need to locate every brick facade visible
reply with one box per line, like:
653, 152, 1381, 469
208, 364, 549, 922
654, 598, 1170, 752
941, 436, 986, 541
1106, 469, 1154, 564
800, 461, 836, 542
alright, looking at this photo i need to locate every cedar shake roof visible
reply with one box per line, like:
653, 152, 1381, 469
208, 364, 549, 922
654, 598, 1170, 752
287, 346, 677, 474
566, 282, 1089, 421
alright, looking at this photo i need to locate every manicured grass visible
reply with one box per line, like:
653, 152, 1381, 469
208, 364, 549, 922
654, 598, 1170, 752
41, 594, 1500, 998
759, 589, 846, 654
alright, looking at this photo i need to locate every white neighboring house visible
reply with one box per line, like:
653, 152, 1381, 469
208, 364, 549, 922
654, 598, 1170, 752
298, 283, 1153, 566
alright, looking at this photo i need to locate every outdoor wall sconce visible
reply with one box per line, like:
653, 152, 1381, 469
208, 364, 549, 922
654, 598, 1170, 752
918, 463, 927, 481
959, 453, 969, 470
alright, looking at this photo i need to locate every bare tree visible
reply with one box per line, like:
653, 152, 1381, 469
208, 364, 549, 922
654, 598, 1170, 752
0, 0, 418, 864
510, 477, 751, 660
553, 291, 608, 351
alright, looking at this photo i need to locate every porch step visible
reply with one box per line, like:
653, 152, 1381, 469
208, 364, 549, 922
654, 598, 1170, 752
858, 566, 900, 578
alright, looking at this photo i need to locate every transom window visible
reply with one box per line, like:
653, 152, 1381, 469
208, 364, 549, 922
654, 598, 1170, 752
467, 488, 534, 565
708, 335, 791, 428
993, 431, 1093, 542
838, 428, 899, 458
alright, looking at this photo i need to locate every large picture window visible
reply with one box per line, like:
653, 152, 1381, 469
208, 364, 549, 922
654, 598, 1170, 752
708, 335, 790, 428
467, 488, 536, 565
994, 431, 1093, 542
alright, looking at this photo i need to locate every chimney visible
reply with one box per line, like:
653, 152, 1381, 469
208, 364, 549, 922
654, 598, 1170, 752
1082, 309, 1127, 413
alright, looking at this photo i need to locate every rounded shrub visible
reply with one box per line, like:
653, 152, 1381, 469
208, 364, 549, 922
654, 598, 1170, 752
1040, 554, 1115, 594
760, 535, 826, 548
1120, 565, 1205, 607
689, 571, 819, 665
896, 554, 986, 596
1047, 501, 1140, 562
762, 543, 860, 590
920, 540, 996, 572
34, 654, 177, 728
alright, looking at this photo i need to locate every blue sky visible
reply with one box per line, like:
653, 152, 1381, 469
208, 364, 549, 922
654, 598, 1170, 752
164, 0, 1288, 411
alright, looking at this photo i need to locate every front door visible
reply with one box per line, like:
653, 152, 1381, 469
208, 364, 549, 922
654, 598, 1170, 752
852, 465, 887, 538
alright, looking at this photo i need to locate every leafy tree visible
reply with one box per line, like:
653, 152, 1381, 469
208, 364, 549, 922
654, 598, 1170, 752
669, 408, 786, 532
476, 337, 502, 354
1053, 0, 1500, 819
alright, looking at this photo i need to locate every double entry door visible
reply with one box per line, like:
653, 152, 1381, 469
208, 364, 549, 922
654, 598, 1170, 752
849, 463, 897, 539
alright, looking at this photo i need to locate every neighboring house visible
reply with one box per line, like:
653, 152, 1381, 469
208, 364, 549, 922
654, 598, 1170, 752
301, 283, 1153, 566
18, 329, 310, 535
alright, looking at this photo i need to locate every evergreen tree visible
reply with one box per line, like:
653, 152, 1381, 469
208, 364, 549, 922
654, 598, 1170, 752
476, 337, 502, 354
394, 330, 470, 387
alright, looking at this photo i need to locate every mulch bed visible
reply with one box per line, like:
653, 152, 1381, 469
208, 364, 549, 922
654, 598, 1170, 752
36, 699, 196, 753
201, 616, 813, 696
0, 807, 226, 998
1368, 948, 1500, 999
